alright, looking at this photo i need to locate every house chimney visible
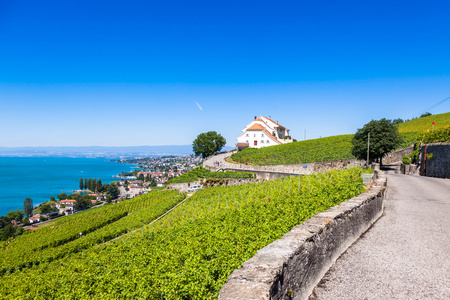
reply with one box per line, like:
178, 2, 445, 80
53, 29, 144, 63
254, 116, 257, 120
269, 116, 271, 119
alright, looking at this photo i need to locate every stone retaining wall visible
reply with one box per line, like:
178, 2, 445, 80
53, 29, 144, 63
165, 178, 260, 192
420, 142, 450, 178
219, 175, 386, 300
201, 178, 260, 188
382, 146, 414, 165
164, 181, 201, 193
206, 158, 364, 176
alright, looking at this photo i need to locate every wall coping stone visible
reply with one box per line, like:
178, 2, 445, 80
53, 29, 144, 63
219, 174, 386, 300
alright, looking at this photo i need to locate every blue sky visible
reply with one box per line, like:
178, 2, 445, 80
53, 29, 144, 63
0, 0, 449, 147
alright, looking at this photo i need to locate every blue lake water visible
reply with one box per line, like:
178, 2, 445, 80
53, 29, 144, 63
0, 157, 137, 216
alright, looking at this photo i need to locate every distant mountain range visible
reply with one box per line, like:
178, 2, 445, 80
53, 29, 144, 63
0, 145, 234, 158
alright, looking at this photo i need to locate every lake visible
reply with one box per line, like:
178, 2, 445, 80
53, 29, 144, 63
0, 157, 137, 216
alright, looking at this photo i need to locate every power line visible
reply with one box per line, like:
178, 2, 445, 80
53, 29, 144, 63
413, 96, 450, 117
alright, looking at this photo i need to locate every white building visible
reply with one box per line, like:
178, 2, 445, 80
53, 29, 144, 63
236, 116, 293, 150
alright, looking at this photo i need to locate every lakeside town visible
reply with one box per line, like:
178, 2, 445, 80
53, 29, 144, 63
0, 154, 202, 236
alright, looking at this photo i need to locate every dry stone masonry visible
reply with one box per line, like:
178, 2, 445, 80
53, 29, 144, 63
219, 174, 387, 300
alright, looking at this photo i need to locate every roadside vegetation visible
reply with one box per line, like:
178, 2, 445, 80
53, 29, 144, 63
166, 166, 255, 184
420, 126, 450, 143
0, 168, 364, 299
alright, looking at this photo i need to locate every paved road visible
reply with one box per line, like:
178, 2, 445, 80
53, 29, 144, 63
203, 152, 233, 170
311, 166, 450, 300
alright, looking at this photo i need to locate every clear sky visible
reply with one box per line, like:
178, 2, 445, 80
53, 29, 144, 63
1, 0, 449, 147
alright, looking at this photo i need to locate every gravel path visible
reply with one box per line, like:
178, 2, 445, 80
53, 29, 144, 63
310, 166, 450, 300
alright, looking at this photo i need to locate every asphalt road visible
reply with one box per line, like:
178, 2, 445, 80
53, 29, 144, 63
310, 165, 450, 300
203, 151, 233, 169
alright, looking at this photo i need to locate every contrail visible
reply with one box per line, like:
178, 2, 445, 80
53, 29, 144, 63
195, 101, 203, 111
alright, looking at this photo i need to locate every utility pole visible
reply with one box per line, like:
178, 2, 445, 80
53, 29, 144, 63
320, 136, 322, 162
367, 133, 370, 168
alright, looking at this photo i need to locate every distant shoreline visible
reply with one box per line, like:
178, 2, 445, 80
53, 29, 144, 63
0, 157, 138, 217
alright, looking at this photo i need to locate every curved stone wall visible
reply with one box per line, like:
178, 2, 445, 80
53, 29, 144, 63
219, 175, 387, 300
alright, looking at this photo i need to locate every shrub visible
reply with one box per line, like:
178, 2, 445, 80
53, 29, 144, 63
421, 127, 450, 143
402, 155, 411, 165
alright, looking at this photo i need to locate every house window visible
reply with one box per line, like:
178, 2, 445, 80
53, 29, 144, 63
267, 140, 270, 143
261, 140, 264, 144
261, 134, 264, 137
246, 140, 248, 143
254, 140, 257, 146
254, 134, 256, 137
246, 133, 249, 137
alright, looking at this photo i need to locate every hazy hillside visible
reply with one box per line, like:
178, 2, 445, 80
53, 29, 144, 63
0, 145, 233, 157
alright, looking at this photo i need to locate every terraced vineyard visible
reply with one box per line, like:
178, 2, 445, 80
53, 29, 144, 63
0, 168, 365, 299
397, 112, 450, 133
231, 134, 355, 165
167, 166, 255, 183
230, 112, 450, 165
398, 112, 450, 148
0, 190, 184, 275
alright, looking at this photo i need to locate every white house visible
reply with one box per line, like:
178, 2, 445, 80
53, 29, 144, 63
236, 116, 293, 150
57, 199, 76, 215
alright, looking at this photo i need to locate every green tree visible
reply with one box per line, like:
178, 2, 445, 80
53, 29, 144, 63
39, 202, 53, 214
79, 178, 84, 190
23, 198, 33, 217
6, 210, 24, 222
57, 192, 67, 201
192, 131, 226, 158
106, 184, 120, 199
96, 178, 102, 192
84, 178, 87, 190
0, 224, 23, 241
352, 118, 402, 164
74, 196, 89, 210
0, 216, 10, 228
420, 112, 432, 118
391, 118, 404, 125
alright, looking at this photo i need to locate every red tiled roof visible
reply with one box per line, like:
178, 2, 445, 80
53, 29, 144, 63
246, 122, 281, 144
247, 123, 266, 131
261, 116, 286, 129
61, 199, 76, 203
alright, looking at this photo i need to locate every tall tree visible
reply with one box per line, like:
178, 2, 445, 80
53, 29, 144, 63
23, 198, 33, 217
96, 178, 102, 192
192, 131, 226, 158
351, 118, 402, 164
74, 195, 88, 210
79, 178, 84, 190
106, 184, 120, 199
84, 178, 87, 190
